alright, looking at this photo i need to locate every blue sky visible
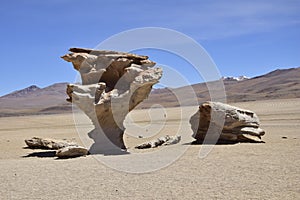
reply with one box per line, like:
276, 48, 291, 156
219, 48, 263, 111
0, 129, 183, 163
1, 0, 299, 95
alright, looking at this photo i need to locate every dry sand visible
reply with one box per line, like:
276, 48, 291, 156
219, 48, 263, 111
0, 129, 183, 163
0, 98, 299, 199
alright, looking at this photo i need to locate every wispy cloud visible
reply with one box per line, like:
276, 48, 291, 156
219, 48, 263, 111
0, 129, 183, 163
117, 0, 300, 40
5, 0, 298, 41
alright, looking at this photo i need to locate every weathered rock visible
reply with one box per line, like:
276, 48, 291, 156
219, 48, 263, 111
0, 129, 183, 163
62, 48, 162, 151
24, 137, 89, 158
135, 135, 181, 149
25, 137, 76, 150
190, 101, 265, 143
56, 146, 88, 158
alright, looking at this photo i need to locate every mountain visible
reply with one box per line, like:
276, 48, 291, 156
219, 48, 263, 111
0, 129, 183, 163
222, 67, 300, 102
0, 67, 299, 116
2, 85, 41, 98
0, 83, 71, 117
137, 67, 300, 108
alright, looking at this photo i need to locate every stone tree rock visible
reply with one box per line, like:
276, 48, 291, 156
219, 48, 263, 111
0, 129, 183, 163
190, 101, 265, 143
61, 48, 162, 152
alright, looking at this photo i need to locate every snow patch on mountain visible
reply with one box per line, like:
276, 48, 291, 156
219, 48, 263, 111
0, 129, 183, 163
222, 76, 249, 81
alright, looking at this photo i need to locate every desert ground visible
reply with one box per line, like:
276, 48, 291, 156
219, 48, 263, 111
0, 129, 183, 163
0, 98, 299, 199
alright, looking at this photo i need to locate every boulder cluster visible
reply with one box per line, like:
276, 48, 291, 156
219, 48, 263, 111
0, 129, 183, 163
25, 137, 88, 158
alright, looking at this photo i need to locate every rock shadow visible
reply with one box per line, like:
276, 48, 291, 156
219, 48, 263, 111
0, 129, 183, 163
191, 140, 239, 145
184, 139, 264, 145
23, 151, 56, 158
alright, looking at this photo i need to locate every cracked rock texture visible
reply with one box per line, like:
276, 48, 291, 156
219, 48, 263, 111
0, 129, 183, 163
135, 135, 181, 149
190, 101, 265, 143
25, 137, 88, 158
62, 48, 162, 151
25, 137, 76, 150
56, 146, 88, 158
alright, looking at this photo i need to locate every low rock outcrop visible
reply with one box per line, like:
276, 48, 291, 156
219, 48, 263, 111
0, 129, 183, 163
56, 146, 88, 158
61, 48, 162, 151
25, 137, 88, 158
135, 135, 181, 149
25, 137, 76, 150
190, 102, 265, 143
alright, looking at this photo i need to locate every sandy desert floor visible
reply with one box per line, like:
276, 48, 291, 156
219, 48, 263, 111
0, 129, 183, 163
0, 98, 299, 199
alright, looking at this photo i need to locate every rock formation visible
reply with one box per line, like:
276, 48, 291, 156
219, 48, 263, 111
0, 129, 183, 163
135, 135, 181, 149
25, 137, 88, 158
25, 137, 76, 150
61, 48, 162, 151
190, 102, 265, 143
56, 146, 88, 158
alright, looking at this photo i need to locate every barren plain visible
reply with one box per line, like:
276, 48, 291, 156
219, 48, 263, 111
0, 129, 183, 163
0, 98, 299, 199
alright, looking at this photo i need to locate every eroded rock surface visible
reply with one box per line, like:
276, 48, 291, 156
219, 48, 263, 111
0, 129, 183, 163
25, 137, 76, 150
56, 146, 88, 158
62, 48, 162, 151
190, 102, 265, 143
135, 135, 181, 149
25, 137, 88, 158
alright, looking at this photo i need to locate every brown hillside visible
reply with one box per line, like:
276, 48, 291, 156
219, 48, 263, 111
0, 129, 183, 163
0, 67, 299, 116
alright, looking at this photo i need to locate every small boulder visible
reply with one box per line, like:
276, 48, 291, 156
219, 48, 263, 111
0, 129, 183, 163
56, 146, 88, 158
25, 137, 76, 150
135, 135, 181, 149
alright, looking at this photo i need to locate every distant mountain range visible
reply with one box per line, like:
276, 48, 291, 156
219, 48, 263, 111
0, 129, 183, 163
139, 67, 300, 108
0, 67, 299, 117
0, 83, 71, 117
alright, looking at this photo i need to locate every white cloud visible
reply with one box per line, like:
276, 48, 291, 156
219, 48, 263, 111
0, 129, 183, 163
15, 0, 299, 40
125, 0, 300, 40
